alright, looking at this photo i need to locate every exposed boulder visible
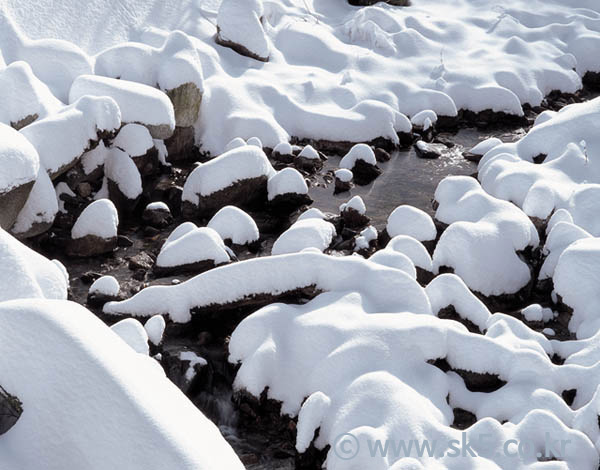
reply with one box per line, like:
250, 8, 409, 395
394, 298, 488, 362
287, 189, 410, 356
113, 124, 160, 176
104, 148, 143, 217
267, 168, 312, 214
0, 386, 22, 436
334, 169, 353, 194
340, 144, 381, 185
142, 202, 173, 229
340, 195, 369, 229
67, 199, 119, 257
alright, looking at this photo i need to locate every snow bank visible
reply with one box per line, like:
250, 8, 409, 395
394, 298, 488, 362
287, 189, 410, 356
20, 95, 121, 178
0, 228, 68, 302
156, 225, 230, 269
182, 145, 275, 203
272, 219, 336, 255
105, 252, 431, 322
69, 75, 174, 138
267, 168, 308, 200
72, 199, 119, 240
0, 299, 244, 469
216, 0, 269, 61
207, 206, 259, 245
0, 123, 39, 193
387, 205, 436, 242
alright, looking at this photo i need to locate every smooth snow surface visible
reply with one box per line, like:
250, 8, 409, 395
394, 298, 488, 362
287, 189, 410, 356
272, 218, 336, 255
113, 123, 154, 157
89, 275, 120, 297
0, 123, 38, 194
387, 205, 436, 241
217, 0, 269, 61
144, 315, 166, 346
0, 299, 244, 470
111, 318, 150, 355
104, 147, 143, 200
11, 167, 58, 235
340, 195, 366, 215
207, 206, 259, 245
156, 224, 230, 268
71, 199, 119, 240
340, 143, 377, 169
267, 167, 308, 200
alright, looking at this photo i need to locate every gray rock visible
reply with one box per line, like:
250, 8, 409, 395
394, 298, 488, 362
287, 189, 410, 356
67, 234, 117, 257
0, 386, 22, 436
165, 83, 202, 128
0, 181, 34, 230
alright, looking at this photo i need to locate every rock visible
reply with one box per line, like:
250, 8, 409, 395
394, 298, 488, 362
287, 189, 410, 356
117, 235, 134, 247
67, 199, 119, 257
334, 169, 353, 194
271, 142, 295, 164
295, 145, 323, 173
348, 158, 381, 185
76, 182, 93, 198
129, 252, 155, 271
342, 207, 370, 229
87, 275, 121, 307
0, 386, 22, 436
104, 148, 143, 216
0, 181, 34, 230
165, 82, 202, 128
414, 140, 445, 159
142, 202, 173, 228
267, 168, 312, 214
374, 147, 391, 162
340, 144, 381, 185
164, 126, 199, 162
113, 124, 160, 176
67, 234, 118, 257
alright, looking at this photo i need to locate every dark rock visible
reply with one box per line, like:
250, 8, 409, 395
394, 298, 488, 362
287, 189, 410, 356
268, 193, 313, 215
67, 235, 117, 257
165, 126, 200, 163
0, 180, 34, 230
349, 159, 382, 185
80, 271, 102, 284
117, 235, 134, 247
272, 150, 295, 164
341, 207, 370, 229
107, 180, 141, 218
374, 147, 391, 162
216, 27, 269, 62
294, 156, 323, 173
154, 259, 228, 277
0, 386, 22, 436
414, 141, 445, 159
132, 269, 147, 281
76, 182, 93, 198
144, 226, 161, 237
142, 205, 173, 228
165, 82, 202, 128
462, 151, 482, 163
87, 291, 122, 308
131, 146, 160, 177
334, 178, 352, 194
128, 252, 155, 271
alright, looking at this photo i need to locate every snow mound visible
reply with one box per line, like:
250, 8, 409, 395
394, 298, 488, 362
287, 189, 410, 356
55, 182, 75, 214
72, 199, 119, 240
69, 75, 175, 138
81, 140, 110, 175
298, 145, 320, 160
0, 299, 244, 469
0, 122, 39, 193
113, 124, 154, 157
182, 145, 275, 203
216, 0, 269, 61
105, 252, 431, 323
104, 147, 143, 200
469, 137, 502, 156
334, 169, 353, 183
0, 228, 68, 302
20, 95, 121, 178
433, 176, 539, 296
387, 205, 437, 242
89, 275, 120, 297
156, 225, 230, 269
247, 136, 262, 148
340, 143, 377, 169
340, 195, 366, 215
111, 318, 150, 355
267, 168, 308, 201
272, 218, 336, 255
207, 206, 259, 245
386, 235, 433, 272
144, 315, 166, 346
355, 225, 378, 251
369, 250, 416, 279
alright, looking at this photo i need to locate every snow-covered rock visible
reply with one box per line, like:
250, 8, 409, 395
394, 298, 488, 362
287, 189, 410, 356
104, 147, 143, 214
387, 205, 437, 242
272, 142, 294, 163
111, 318, 150, 355
0, 228, 68, 302
354, 225, 378, 252
340, 143, 381, 184
155, 224, 231, 276
216, 0, 270, 62
207, 206, 259, 246
0, 123, 39, 229
340, 195, 369, 228
267, 167, 312, 212
88, 275, 120, 306
272, 218, 336, 255
142, 201, 173, 228
296, 145, 323, 172
144, 315, 166, 346
334, 168, 353, 194
69, 75, 175, 139
182, 145, 275, 217
113, 123, 158, 174
0, 299, 244, 469
68, 199, 119, 257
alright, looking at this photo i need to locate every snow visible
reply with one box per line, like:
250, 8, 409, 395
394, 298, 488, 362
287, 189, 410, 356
386, 235, 433, 272
0, 299, 244, 469
89, 275, 120, 297
113, 123, 154, 157
71, 199, 119, 240
334, 169, 353, 183
182, 145, 275, 203
81, 140, 110, 175
469, 137, 503, 156
369, 250, 417, 279
267, 168, 308, 200
145, 201, 170, 212
340, 143, 377, 169
69, 75, 175, 134
354, 225, 377, 251
273, 142, 293, 156
272, 219, 336, 255
144, 315, 166, 346
217, 0, 269, 61
20, 95, 121, 178
297, 207, 326, 221
521, 304, 553, 323
11, 167, 58, 235
55, 182, 75, 214
156, 224, 230, 269
340, 195, 366, 215
111, 318, 150, 355
224, 137, 246, 152
554, 238, 600, 338
433, 176, 539, 296
298, 145, 320, 160
179, 351, 208, 382
207, 206, 259, 245
104, 147, 143, 200
247, 136, 262, 148
387, 205, 437, 242
411, 110, 437, 130
105, 251, 431, 323
0, 123, 39, 193
0, 228, 68, 302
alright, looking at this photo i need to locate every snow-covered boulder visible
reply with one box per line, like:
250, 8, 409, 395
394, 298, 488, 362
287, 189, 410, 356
463, 137, 502, 162
19, 95, 120, 181
334, 168, 353, 194
267, 168, 312, 213
207, 206, 260, 247
182, 145, 275, 218
216, 0, 270, 62
247, 136, 262, 148
340, 195, 369, 228
0, 124, 39, 230
88, 275, 120, 307
386, 205, 437, 242
67, 199, 119, 257
144, 315, 166, 347
0, 299, 244, 469
272, 142, 294, 164
411, 109, 437, 136
155, 224, 231, 276
113, 124, 160, 176
433, 176, 539, 297
10, 168, 58, 239
296, 145, 323, 172
142, 201, 173, 229
272, 218, 336, 255
354, 225, 378, 252
224, 137, 247, 152
554, 238, 600, 339
104, 147, 143, 215
339, 143, 381, 184
0, 228, 68, 303
0, 61, 62, 129
111, 318, 150, 355
69, 75, 175, 140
